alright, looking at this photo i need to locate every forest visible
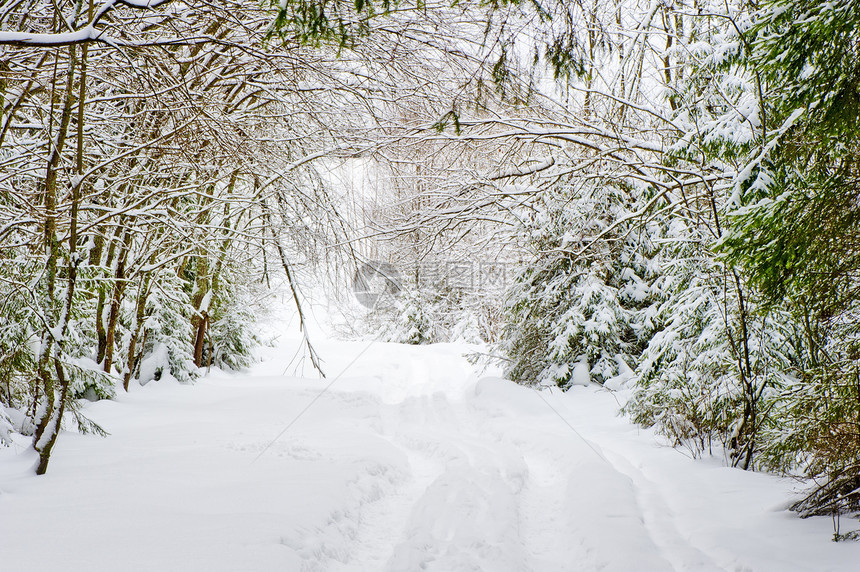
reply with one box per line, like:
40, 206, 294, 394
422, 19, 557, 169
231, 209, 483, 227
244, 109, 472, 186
1, 0, 859, 524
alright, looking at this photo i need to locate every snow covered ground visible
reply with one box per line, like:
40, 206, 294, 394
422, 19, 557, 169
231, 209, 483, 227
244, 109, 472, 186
2, 331, 860, 571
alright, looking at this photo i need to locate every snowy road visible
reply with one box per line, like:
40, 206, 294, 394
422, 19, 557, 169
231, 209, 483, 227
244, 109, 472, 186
1, 338, 858, 571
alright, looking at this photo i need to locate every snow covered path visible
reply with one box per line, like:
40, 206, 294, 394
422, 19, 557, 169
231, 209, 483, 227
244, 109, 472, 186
2, 338, 859, 571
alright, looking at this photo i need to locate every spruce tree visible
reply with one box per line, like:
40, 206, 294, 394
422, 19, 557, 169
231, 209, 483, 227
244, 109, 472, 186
502, 183, 661, 388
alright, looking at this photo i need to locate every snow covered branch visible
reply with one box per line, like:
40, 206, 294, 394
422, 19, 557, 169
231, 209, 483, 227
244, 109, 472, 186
0, 0, 174, 47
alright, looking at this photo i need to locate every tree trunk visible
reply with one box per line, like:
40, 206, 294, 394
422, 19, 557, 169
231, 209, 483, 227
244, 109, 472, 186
96, 224, 122, 364
34, 41, 78, 474
190, 255, 210, 368
103, 226, 132, 374
123, 257, 155, 390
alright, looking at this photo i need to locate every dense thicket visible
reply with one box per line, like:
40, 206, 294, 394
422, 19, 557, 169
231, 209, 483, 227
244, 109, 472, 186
721, 0, 860, 518
0, 1, 328, 472
483, 0, 860, 518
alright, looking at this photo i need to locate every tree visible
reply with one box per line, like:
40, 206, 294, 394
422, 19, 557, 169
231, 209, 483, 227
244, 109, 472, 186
503, 180, 661, 388
717, 0, 860, 517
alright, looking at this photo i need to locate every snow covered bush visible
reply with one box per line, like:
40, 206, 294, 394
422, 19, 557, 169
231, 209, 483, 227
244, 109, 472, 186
390, 288, 434, 345
626, 229, 735, 456
0, 292, 38, 443
769, 338, 860, 518
136, 271, 198, 385
625, 217, 801, 463
207, 280, 261, 371
382, 286, 460, 345
371, 264, 500, 346
663, 0, 860, 509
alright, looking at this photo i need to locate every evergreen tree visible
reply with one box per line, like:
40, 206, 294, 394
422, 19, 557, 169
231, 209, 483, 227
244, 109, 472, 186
136, 271, 198, 385
502, 183, 661, 388
719, 0, 860, 515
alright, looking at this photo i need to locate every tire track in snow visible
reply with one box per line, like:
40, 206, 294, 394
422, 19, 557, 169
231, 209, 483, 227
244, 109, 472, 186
292, 347, 725, 572
326, 349, 531, 571
329, 446, 441, 572
344, 387, 491, 571
516, 451, 591, 571
596, 449, 727, 572
352, 388, 532, 572
495, 430, 678, 572
295, 393, 449, 572
467, 381, 697, 572
531, 390, 726, 572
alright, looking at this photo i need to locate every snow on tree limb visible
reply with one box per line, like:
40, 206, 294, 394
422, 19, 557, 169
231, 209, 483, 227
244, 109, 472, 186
0, 0, 174, 46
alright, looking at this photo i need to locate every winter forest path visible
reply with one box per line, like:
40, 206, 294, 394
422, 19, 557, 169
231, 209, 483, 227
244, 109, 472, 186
0, 336, 856, 571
